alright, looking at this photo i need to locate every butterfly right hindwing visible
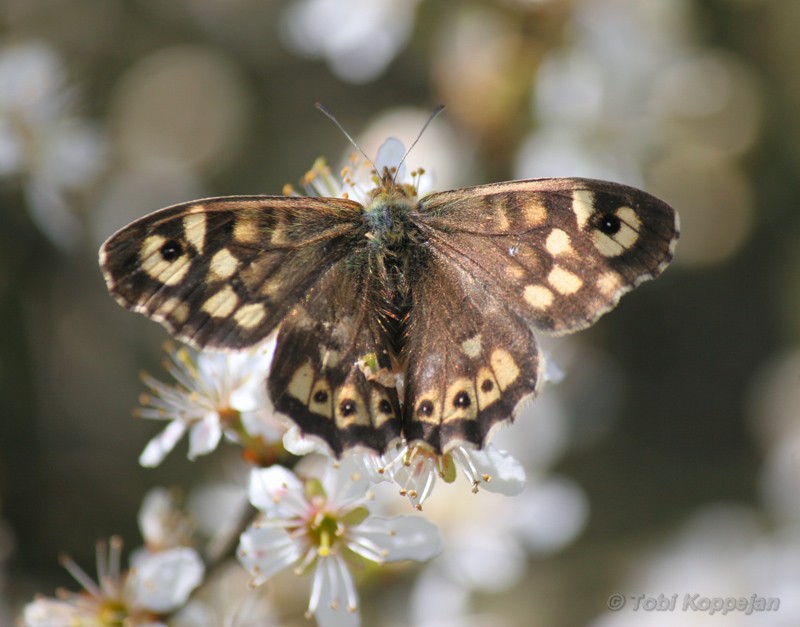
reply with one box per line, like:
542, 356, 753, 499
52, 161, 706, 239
402, 245, 541, 454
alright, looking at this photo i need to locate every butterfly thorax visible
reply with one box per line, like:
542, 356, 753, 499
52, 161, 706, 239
362, 172, 420, 251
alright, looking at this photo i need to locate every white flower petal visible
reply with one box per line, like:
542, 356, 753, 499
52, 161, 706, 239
464, 446, 526, 496
139, 420, 187, 467
311, 555, 361, 627
353, 515, 442, 563
283, 426, 325, 456
127, 547, 204, 613
374, 137, 406, 180
23, 598, 88, 625
237, 526, 304, 585
323, 458, 371, 510
188, 413, 223, 459
248, 466, 307, 517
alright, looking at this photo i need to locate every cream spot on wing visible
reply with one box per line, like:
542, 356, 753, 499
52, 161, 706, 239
309, 379, 333, 419
287, 362, 314, 403
572, 189, 594, 229
334, 385, 368, 428
154, 297, 190, 325
319, 347, 342, 368
505, 264, 525, 280
183, 212, 207, 254
545, 228, 573, 256
521, 200, 547, 228
490, 348, 520, 391
201, 285, 238, 318
234, 219, 260, 244
443, 378, 477, 423
209, 248, 239, 281
548, 266, 583, 295
260, 278, 282, 298
140, 235, 191, 286
593, 206, 642, 257
476, 367, 501, 410
233, 303, 266, 329
461, 335, 482, 358
597, 271, 623, 297
270, 215, 289, 245
523, 284, 554, 310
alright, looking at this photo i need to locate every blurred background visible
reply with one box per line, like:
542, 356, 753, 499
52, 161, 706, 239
2, 0, 800, 624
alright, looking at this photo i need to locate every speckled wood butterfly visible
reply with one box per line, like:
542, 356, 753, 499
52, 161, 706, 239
100, 142, 678, 456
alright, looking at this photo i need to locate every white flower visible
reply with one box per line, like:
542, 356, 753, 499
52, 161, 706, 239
375, 442, 526, 509
22, 537, 204, 626
237, 459, 442, 626
137, 343, 285, 467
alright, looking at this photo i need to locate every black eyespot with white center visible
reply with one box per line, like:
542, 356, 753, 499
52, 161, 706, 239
378, 399, 393, 414
313, 390, 328, 403
160, 240, 184, 261
340, 399, 357, 416
595, 213, 621, 236
454, 392, 471, 408
419, 400, 434, 416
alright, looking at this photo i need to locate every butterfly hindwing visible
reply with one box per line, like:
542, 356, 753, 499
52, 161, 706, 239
402, 247, 541, 453
416, 178, 678, 334
99, 196, 363, 350
267, 260, 403, 455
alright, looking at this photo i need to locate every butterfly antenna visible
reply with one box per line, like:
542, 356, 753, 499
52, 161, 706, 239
393, 104, 445, 183
315, 102, 377, 172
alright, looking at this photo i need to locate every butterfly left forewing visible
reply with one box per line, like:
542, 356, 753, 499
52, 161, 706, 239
415, 178, 678, 335
100, 195, 363, 350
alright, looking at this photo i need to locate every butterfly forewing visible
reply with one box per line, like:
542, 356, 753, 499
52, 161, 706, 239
99, 196, 363, 350
415, 178, 679, 335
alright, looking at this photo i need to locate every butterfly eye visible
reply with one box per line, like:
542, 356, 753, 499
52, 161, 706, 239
339, 399, 357, 416
453, 391, 471, 408
596, 214, 622, 236
160, 240, 184, 261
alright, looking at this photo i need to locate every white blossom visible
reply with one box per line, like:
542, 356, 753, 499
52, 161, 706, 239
22, 537, 204, 626
237, 459, 441, 626
137, 343, 283, 466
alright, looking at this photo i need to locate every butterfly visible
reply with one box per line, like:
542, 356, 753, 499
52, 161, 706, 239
99, 144, 679, 457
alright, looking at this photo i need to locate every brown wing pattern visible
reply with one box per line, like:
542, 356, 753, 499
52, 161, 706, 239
267, 259, 403, 455
99, 196, 363, 350
401, 245, 541, 454
416, 178, 679, 334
